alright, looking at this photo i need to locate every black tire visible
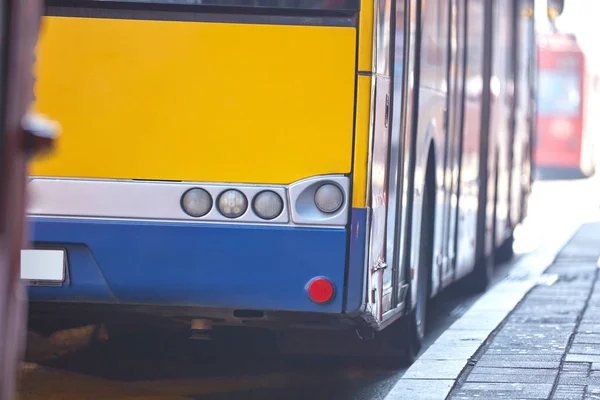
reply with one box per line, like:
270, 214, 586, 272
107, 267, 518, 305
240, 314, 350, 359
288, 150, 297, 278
412, 174, 434, 350
495, 233, 514, 264
465, 159, 499, 294
465, 249, 494, 294
466, 201, 496, 293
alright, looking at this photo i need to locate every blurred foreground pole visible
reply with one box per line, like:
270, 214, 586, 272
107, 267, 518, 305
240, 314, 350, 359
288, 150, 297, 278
0, 1, 55, 399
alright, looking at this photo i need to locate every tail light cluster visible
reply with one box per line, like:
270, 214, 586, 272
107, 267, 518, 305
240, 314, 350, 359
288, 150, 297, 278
181, 187, 284, 220
179, 176, 348, 227
27, 175, 349, 228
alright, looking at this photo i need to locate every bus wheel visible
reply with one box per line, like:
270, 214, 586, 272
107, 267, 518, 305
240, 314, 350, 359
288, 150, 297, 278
412, 176, 434, 350
464, 216, 495, 293
465, 252, 493, 294
495, 234, 514, 264
389, 170, 434, 366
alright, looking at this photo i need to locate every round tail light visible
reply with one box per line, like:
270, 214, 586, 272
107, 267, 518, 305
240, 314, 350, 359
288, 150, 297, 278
181, 188, 212, 217
307, 277, 335, 304
217, 189, 248, 218
314, 184, 344, 214
253, 190, 284, 220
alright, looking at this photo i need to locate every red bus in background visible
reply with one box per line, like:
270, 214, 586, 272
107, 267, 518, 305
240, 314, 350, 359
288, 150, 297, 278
535, 32, 597, 177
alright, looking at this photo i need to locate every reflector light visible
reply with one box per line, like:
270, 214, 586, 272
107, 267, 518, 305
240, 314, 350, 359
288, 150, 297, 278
181, 188, 212, 217
253, 190, 284, 220
217, 189, 248, 218
307, 277, 335, 304
314, 184, 344, 213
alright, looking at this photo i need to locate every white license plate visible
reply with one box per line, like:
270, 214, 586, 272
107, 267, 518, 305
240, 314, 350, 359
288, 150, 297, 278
20, 249, 66, 283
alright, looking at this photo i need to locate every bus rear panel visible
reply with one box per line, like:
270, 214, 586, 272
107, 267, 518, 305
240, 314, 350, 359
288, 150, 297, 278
27, 1, 367, 323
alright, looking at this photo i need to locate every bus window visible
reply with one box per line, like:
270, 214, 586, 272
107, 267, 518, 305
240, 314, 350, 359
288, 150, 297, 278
537, 69, 581, 116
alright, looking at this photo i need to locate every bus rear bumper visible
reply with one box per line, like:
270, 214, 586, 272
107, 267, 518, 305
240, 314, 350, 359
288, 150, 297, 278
27, 216, 362, 315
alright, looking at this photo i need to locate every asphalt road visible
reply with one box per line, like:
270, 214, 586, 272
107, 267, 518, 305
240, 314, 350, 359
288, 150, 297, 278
17, 176, 597, 400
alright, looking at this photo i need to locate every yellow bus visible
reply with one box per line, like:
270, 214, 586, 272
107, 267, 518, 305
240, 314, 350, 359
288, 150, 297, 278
25, 0, 537, 363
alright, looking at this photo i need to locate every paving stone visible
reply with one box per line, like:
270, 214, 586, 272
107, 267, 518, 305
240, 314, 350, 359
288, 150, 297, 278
402, 359, 466, 380
466, 290, 528, 312
495, 334, 576, 344
476, 354, 562, 369
582, 316, 600, 324
522, 291, 589, 300
587, 385, 600, 399
514, 301, 586, 311
557, 248, 600, 258
436, 329, 491, 342
466, 367, 558, 384
562, 362, 592, 373
528, 292, 589, 301
498, 324, 577, 335
550, 284, 594, 292
562, 251, 597, 258
582, 309, 600, 318
547, 259, 597, 266
418, 341, 482, 360
536, 280, 592, 287
551, 385, 585, 400
471, 367, 557, 375
519, 293, 587, 301
567, 354, 600, 363
452, 382, 553, 399
491, 334, 570, 345
449, 312, 509, 331
570, 344, 600, 356
529, 286, 590, 294
490, 339, 570, 349
547, 264, 597, 272
574, 334, 600, 344
508, 330, 576, 339
578, 324, 600, 334
561, 372, 589, 380
386, 379, 454, 400
507, 315, 580, 325
486, 342, 567, 355
558, 375, 600, 386
465, 373, 555, 385
558, 244, 600, 250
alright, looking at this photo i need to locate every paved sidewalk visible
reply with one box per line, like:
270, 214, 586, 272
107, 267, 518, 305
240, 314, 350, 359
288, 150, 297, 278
447, 222, 600, 399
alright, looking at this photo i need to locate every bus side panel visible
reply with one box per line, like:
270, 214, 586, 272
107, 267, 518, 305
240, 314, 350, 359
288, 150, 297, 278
490, 0, 514, 248
510, 4, 535, 229
32, 17, 356, 185
454, 0, 484, 280
365, 76, 391, 321
481, 0, 496, 261
344, 208, 368, 314
410, 0, 447, 301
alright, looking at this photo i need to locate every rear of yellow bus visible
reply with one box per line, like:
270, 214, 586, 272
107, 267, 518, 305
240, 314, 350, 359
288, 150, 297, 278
26, 0, 371, 324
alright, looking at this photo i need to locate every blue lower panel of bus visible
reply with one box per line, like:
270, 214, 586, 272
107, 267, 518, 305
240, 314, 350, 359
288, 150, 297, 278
27, 216, 360, 314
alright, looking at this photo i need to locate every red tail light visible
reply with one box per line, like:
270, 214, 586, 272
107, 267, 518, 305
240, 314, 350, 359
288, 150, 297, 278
307, 277, 335, 304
